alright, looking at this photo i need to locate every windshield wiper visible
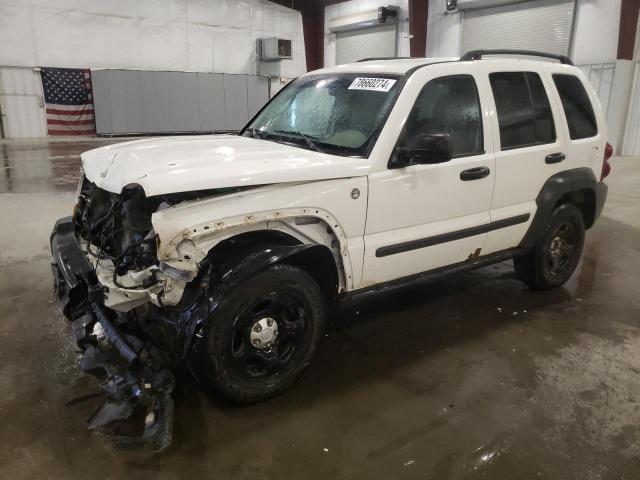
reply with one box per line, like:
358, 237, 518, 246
272, 129, 321, 152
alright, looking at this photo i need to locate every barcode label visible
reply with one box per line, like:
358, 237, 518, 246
348, 77, 397, 92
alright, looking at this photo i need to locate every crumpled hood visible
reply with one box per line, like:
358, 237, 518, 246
82, 135, 372, 196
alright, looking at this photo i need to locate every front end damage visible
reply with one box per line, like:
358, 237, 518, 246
51, 172, 348, 450
50, 178, 217, 451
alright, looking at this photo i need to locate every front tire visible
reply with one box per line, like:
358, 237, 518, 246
192, 263, 326, 405
514, 203, 585, 290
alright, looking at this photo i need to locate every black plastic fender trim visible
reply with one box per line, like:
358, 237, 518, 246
519, 167, 605, 249
217, 244, 318, 288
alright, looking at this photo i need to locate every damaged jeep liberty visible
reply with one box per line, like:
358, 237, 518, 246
51, 50, 610, 449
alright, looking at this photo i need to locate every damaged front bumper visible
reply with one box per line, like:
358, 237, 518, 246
51, 216, 175, 451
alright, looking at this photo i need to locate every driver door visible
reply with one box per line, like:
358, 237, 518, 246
362, 69, 496, 285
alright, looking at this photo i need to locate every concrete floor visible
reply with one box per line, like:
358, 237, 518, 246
1, 138, 640, 479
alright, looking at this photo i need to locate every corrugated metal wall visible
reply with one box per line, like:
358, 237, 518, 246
335, 24, 397, 65
0, 67, 47, 138
91, 70, 269, 135
462, 0, 575, 56
578, 61, 640, 155
579, 63, 616, 117
622, 63, 640, 156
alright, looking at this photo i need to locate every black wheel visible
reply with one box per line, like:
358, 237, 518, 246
191, 263, 326, 405
514, 203, 585, 290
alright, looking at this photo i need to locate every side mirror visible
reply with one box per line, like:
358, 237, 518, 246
390, 133, 452, 168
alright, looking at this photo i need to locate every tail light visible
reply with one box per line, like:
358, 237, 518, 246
601, 142, 612, 180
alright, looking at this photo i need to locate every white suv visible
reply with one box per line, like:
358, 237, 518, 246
51, 50, 610, 449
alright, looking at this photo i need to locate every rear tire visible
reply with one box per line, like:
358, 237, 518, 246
514, 203, 585, 290
191, 263, 326, 405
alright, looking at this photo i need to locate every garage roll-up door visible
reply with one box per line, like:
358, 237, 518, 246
462, 0, 575, 56
335, 24, 396, 65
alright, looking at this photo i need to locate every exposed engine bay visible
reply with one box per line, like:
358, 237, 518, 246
74, 179, 158, 277
73, 175, 247, 311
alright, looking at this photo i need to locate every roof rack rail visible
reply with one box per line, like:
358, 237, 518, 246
459, 49, 573, 65
356, 56, 421, 62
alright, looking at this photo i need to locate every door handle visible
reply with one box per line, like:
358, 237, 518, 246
460, 166, 490, 181
545, 152, 565, 164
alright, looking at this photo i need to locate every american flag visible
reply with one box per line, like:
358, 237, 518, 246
41, 68, 96, 136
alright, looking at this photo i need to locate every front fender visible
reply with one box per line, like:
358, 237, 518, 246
216, 243, 318, 288
152, 177, 368, 291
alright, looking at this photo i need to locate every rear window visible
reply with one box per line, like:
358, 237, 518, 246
489, 72, 556, 150
552, 74, 598, 140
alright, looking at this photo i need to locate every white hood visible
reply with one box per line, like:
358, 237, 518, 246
81, 135, 372, 196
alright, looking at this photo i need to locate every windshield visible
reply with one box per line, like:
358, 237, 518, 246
242, 74, 402, 157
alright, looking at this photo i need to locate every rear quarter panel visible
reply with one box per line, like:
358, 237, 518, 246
543, 63, 608, 177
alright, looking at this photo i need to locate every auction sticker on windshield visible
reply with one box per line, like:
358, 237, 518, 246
348, 78, 397, 92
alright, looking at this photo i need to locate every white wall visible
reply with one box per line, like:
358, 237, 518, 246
571, 0, 621, 65
324, 0, 410, 67
426, 0, 621, 65
426, 0, 462, 58
0, 0, 306, 77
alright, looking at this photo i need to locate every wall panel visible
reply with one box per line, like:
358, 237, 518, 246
224, 74, 249, 131
622, 62, 640, 156
247, 75, 269, 118
0, 67, 47, 138
91, 69, 113, 135
197, 73, 226, 131
91, 70, 268, 135
108, 70, 142, 134
169, 72, 200, 132
139, 71, 173, 133
578, 63, 616, 117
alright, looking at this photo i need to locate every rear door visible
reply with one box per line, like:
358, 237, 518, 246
483, 63, 566, 254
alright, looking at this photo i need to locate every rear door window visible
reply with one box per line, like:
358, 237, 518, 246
489, 72, 556, 150
552, 74, 598, 140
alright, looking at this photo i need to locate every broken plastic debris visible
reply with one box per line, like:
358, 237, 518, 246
497, 307, 502, 312
404, 460, 415, 466
323, 447, 329, 452
145, 411, 156, 426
